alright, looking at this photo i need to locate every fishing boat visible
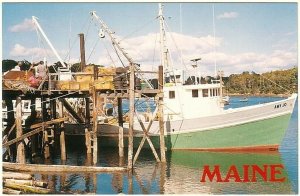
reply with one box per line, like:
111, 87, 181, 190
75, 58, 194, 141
90, 3, 297, 152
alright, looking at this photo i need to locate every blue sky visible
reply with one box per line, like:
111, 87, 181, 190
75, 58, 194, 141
2, 2, 297, 75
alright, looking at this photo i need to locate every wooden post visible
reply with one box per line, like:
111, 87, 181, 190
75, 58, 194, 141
30, 97, 38, 157
5, 99, 16, 161
158, 65, 166, 162
58, 100, 66, 161
60, 128, 66, 161
128, 63, 135, 170
160, 163, 166, 193
79, 33, 86, 72
85, 97, 90, 124
85, 128, 91, 154
118, 127, 124, 157
43, 129, 50, 159
118, 97, 124, 157
16, 97, 25, 164
92, 87, 98, 165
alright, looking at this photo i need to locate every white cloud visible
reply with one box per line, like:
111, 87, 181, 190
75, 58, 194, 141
9, 18, 35, 32
217, 12, 239, 19
88, 32, 296, 76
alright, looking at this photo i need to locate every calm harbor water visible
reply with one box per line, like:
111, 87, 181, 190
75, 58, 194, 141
31, 96, 298, 194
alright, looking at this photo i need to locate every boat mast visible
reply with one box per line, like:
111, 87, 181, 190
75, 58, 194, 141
32, 16, 66, 68
158, 3, 169, 73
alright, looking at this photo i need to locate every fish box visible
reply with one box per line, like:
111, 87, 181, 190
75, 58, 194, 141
75, 75, 93, 82
80, 81, 90, 90
94, 81, 114, 90
56, 81, 70, 90
83, 66, 94, 74
98, 67, 116, 76
69, 81, 80, 90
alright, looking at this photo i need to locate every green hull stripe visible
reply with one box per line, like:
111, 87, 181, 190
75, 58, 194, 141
100, 114, 291, 150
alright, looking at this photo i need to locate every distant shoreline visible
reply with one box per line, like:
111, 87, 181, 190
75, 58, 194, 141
226, 93, 291, 98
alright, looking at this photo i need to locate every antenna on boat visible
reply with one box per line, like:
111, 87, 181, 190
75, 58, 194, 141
32, 16, 67, 68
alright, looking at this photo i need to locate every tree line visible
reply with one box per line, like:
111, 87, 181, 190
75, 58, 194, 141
223, 67, 297, 95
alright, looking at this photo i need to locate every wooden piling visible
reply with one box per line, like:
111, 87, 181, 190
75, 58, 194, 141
85, 97, 90, 124
60, 128, 66, 161
92, 87, 98, 165
16, 97, 25, 164
118, 126, 124, 157
85, 128, 92, 154
58, 100, 66, 161
117, 97, 124, 157
43, 129, 50, 159
158, 65, 166, 162
128, 63, 135, 169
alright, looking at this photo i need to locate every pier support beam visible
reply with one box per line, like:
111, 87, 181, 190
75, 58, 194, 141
158, 65, 166, 162
16, 97, 25, 164
118, 97, 124, 158
58, 100, 66, 161
127, 63, 135, 170
5, 98, 16, 161
43, 129, 50, 159
91, 87, 98, 165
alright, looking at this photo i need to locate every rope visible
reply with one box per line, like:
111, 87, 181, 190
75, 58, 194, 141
119, 17, 156, 42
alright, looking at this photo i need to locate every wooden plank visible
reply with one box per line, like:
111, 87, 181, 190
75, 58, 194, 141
3, 127, 43, 148
3, 162, 128, 173
30, 117, 68, 129
4, 179, 48, 188
3, 188, 22, 194
4, 182, 52, 194
3, 172, 32, 180
16, 97, 25, 164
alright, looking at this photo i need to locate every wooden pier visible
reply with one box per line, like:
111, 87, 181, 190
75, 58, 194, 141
2, 48, 166, 174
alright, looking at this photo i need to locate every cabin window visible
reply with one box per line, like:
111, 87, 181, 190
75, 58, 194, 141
169, 91, 175, 99
203, 89, 209, 97
192, 90, 198, 98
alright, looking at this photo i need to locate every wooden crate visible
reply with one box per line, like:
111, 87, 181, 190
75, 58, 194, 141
56, 81, 70, 90
69, 81, 80, 90
83, 66, 94, 74
75, 75, 93, 83
94, 81, 114, 90
98, 67, 116, 76
80, 81, 90, 90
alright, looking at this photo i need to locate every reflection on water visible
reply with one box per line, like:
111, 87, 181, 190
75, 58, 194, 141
30, 146, 294, 194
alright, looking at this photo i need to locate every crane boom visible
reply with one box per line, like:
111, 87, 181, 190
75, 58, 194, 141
32, 16, 66, 68
90, 11, 153, 89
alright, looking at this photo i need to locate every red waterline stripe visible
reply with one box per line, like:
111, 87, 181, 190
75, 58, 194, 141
172, 145, 279, 153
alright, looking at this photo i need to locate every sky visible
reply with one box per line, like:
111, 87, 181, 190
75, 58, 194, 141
2, 2, 297, 76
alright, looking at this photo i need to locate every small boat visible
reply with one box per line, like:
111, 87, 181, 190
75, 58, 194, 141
239, 97, 248, 102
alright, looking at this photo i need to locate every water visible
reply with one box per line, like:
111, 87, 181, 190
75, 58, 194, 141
31, 96, 297, 194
